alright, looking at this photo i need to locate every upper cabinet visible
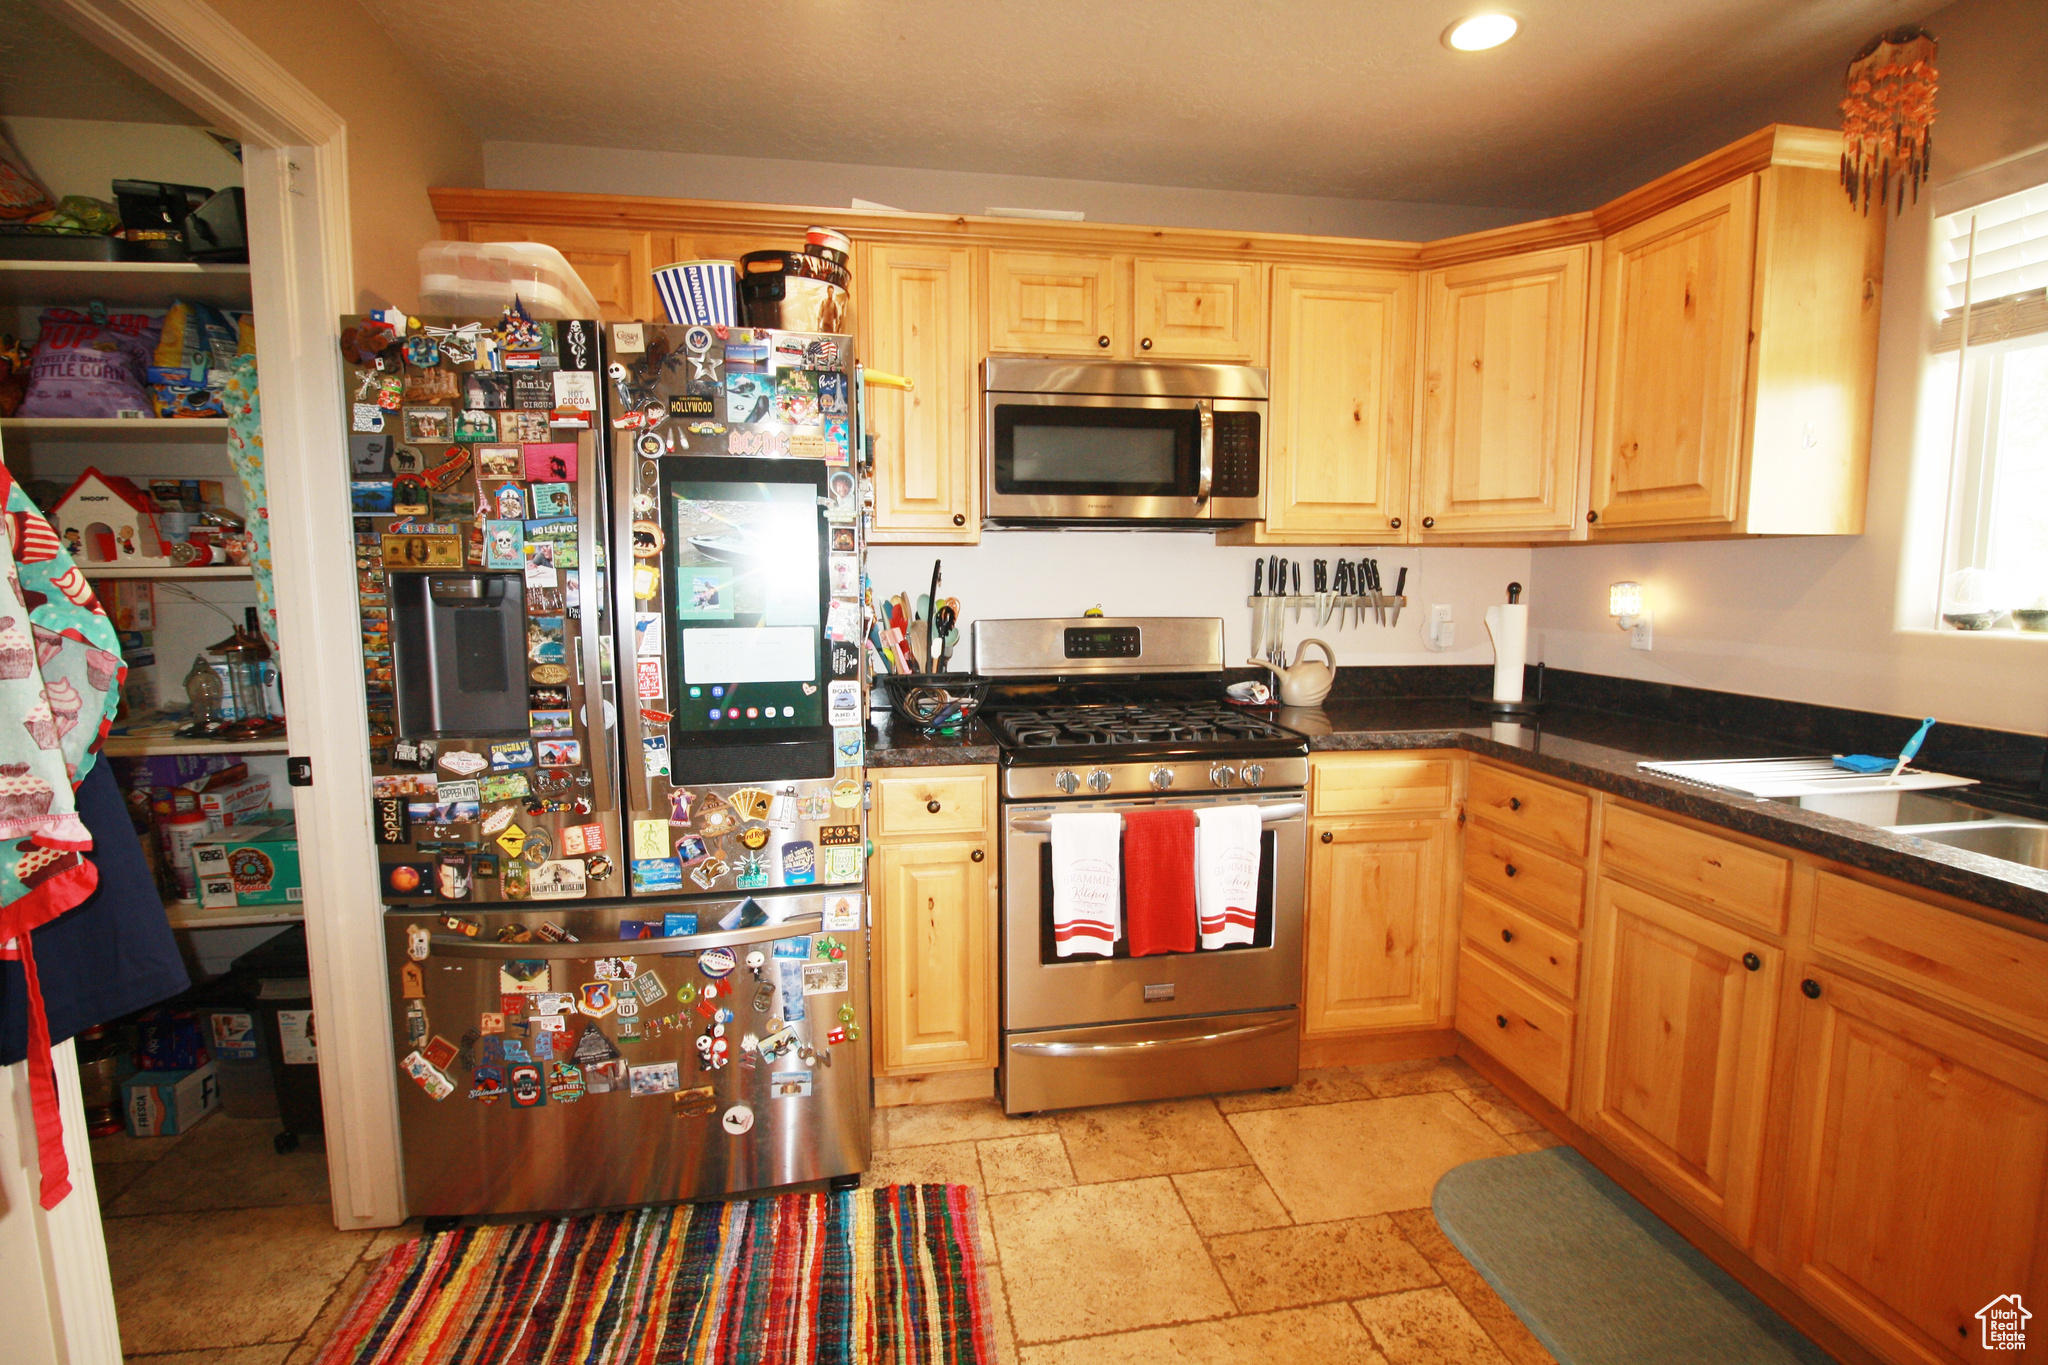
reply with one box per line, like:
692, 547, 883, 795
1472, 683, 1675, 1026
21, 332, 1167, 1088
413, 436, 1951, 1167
986, 250, 1122, 356
1589, 163, 1884, 537
857, 243, 979, 542
1130, 258, 1264, 361
1417, 245, 1591, 539
453, 221, 658, 321
1259, 266, 1416, 542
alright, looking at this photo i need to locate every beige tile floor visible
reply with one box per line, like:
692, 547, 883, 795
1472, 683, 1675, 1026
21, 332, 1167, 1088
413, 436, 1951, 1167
101, 1056, 1563, 1363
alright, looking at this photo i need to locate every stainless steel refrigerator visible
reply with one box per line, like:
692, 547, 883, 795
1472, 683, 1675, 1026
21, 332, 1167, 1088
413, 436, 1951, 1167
346, 312, 870, 1214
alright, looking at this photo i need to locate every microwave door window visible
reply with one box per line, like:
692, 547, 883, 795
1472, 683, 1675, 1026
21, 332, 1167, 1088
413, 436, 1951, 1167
994, 404, 1196, 495
665, 475, 826, 735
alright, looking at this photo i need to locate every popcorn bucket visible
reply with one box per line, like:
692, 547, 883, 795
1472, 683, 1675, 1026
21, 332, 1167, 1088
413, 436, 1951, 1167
652, 260, 738, 326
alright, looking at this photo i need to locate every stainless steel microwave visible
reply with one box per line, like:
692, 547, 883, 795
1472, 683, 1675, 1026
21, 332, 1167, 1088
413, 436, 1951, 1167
982, 358, 1266, 526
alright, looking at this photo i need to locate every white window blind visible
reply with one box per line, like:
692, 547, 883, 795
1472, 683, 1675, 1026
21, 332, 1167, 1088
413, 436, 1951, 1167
1937, 184, 2048, 351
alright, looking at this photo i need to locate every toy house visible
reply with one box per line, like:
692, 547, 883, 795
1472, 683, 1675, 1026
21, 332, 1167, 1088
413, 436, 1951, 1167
50, 467, 170, 566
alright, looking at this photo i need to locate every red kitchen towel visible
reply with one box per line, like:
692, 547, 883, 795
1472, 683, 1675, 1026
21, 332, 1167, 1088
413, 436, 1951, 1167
1123, 808, 1197, 957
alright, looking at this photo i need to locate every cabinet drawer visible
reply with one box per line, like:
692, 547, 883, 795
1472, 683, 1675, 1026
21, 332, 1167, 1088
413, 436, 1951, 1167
872, 772, 989, 838
1813, 871, 2048, 1046
1457, 947, 1574, 1109
1462, 884, 1580, 1001
1601, 804, 1788, 934
1464, 824, 1585, 928
1468, 763, 1590, 857
1311, 756, 1456, 817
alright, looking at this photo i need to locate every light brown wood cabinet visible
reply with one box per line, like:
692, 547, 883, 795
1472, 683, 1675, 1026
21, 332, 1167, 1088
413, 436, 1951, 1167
1256, 265, 1417, 542
1777, 968, 2048, 1365
1417, 244, 1591, 539
985, 251, 1263, 362
453, 221, 659, 321
856, 243, 979, 542
870, 766, 998, 1077
1589, 163, 1884, 536
1129, 258, 1264, 362
1581, 872, 1783, 1246
986, 250, 1121, 356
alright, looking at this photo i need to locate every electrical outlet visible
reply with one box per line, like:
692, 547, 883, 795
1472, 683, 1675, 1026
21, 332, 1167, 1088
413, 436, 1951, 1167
1427, 604, 1455, 650
1628, 617, 1653, 650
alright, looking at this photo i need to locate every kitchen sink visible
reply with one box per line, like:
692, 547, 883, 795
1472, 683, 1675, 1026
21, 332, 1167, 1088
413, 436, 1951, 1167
1768, 790, 2003, 825
1889, 820, 2048, 870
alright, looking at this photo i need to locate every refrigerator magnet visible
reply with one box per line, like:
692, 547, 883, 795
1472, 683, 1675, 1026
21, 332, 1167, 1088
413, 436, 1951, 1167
536, 738, 582, 768
780, 842, 816, 886
629, 1061, 680, 1097
828, 554, 858, 598
823, 895, 861, 932
528, 859, 587, 899
576, 982, 616, 1017
452, 410, 498, 442
634, 614, 663, 656
771, 1072, 812, 1100
827, 681, 861, 727
721, 1104, 754, 1135
467, 1065, 504, 1104
489, 740, 534, 770
631, 820, 669, 861
672, 1085, 717, 1118
547, 1062, 585, 1103
401, 1051, 455, 1100
509, 1063, 546, 1107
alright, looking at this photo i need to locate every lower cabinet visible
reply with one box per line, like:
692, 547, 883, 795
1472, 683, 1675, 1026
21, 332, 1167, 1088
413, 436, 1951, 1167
870, 766, 998, 1077
1304, 816, 1453, 1033
1580, 874, 1783, 1246
1777, 969, 2048, 1365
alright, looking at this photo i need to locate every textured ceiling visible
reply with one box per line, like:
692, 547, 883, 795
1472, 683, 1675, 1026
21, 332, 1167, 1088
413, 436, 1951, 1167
0, 0, 199, 123
361, 0, 1949, 211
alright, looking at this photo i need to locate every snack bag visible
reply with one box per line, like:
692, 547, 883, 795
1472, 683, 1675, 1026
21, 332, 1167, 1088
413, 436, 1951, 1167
0, 127, 53, 221
18, 308, 160, 418
149, 300, 236, 417
0, 334, 30, 416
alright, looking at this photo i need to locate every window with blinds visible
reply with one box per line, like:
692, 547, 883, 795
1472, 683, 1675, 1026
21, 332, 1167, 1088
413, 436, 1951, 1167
1935, 179, 2048, 627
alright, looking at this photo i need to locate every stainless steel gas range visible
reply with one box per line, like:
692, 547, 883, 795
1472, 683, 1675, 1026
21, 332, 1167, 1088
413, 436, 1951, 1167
972, 617, 1306, 1114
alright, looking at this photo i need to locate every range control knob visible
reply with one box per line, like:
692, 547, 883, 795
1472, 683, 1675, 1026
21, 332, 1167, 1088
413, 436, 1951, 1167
1149, 766, 1175, 790
1208, 763, 1237, 787
1087, 768, 1114, 793
1052, 769, 1080, 795
1240, 762, 1266, 787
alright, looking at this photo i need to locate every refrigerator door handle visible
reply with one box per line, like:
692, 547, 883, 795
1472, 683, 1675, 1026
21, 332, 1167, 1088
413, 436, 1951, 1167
423, 910, 826, 959
574, 425, 615, 806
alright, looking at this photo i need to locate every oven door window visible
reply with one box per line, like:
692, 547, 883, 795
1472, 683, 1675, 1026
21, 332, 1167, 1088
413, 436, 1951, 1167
992, 403, 1198, 497
1036, 829, 1276, 963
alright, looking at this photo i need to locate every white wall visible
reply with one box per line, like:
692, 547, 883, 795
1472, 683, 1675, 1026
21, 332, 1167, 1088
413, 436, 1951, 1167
869, 533, 1529, 671
482, 141, 1525, 241
1527, 0, 2048, 737
0, 116, 240, 202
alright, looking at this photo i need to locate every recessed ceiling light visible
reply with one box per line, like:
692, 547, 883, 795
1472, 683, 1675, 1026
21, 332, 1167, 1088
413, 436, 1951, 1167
1444, 13, 1519, 51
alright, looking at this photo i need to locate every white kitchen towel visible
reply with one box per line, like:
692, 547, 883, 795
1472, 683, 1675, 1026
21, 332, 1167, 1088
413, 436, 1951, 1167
1049, 811, 1122, 957
1195, 805, 1263, 948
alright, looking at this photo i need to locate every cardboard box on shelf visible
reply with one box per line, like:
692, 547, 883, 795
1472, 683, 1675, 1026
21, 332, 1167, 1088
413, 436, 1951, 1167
122, 1062, 221, 1137
191, 810, 300, 909
104, 579, 155, 632
193, 774, 271, 826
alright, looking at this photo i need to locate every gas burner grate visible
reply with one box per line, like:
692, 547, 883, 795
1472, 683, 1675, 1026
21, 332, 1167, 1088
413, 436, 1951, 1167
988, 701, 1299, 751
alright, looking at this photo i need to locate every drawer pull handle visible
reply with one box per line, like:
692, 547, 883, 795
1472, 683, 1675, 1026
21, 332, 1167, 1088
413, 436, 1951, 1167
1503, 863, 1518, 878
1495, 1014, 1509, 1030
1508, 797, 1522, 811
1743, 952, 1761, 972
971, 849, 985, 863
1097, 335, 1111, 348
1801, 978, 1822, 1000
1501, 929, 1515, 944
926, 799, 942, 813
1321, 831, 1334, 844
952, 514, 966, 526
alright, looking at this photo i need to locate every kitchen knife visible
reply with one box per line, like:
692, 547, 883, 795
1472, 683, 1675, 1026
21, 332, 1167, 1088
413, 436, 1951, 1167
1366, 558, 1383, 626
1292, 560, 1302, 622
1389, 565, 1408, 627
1251, 559, 1265, 659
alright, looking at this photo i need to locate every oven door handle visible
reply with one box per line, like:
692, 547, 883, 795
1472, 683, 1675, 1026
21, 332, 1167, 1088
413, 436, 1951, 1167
1195, 398, 1214, 504
1009, 1015, 1293, 1057
1007, 802, 1303, 835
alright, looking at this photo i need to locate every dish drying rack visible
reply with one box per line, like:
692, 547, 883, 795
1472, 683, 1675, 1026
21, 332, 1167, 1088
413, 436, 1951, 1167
1636, 756, 1979, 799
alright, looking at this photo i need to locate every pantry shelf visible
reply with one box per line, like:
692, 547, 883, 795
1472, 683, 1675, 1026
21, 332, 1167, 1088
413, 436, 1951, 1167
163, 898, 303, 931
84, 564, 253, 580
102, 734, 290, 757
0, 259, 252, 309
0, 417, 232, 443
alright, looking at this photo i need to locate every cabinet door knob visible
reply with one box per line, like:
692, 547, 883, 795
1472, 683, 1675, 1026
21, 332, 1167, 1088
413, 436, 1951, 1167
1140, 337, 1153, 351
1508, 797, 1521, 811
1587, 510, 1600, 524
971, 848, 985, 862
1421, 516, 1435, 529
1504, 864, 1518, 878
926, 799, 941, 813
1096, 335, 1111, 348
1501, 928, 1515, 944
1801, 978, 1822, 999
1495, 1014, 1509, 1030
1389, 517, 1402, 530
1743, 952, 1761, 971
1320, 830, 1334, 844
952, 514, 966, 526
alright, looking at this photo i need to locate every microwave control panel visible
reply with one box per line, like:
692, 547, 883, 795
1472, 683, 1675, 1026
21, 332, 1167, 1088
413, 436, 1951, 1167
1212, 412, 1260, 498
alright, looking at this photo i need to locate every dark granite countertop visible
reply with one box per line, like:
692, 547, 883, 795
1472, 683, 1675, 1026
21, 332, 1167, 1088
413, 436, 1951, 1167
865, 716, 1001, 768
1287, 701, 2048, 928
864, 693, 2048, 927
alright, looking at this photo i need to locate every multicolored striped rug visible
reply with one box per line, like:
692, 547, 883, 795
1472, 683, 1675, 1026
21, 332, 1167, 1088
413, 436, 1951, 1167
312, 1184, 999, 1364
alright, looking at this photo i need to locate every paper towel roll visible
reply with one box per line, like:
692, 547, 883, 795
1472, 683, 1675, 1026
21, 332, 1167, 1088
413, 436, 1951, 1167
1486, 603, 1528, 702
